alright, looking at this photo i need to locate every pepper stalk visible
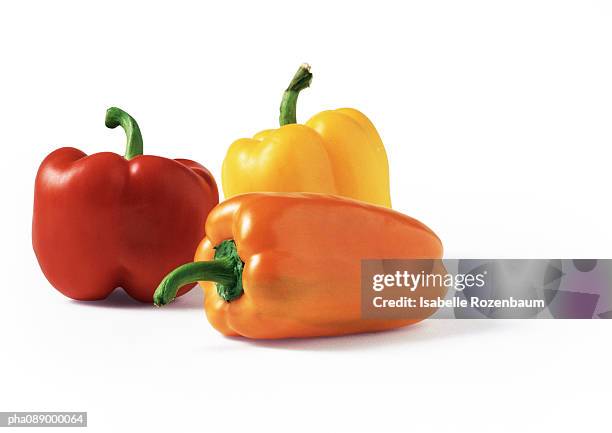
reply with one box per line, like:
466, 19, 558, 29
105, 107, 144, 160
153, 240, 244, 306
279, 63, 313, 126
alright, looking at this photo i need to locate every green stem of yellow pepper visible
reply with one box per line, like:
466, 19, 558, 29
279, 64, 313, 126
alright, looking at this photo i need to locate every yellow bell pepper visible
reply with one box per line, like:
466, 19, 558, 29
222, 64, 392, 207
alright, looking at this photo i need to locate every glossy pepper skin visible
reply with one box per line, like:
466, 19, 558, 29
154, 193, 444, 339
32, 107, 219, 302
222, 65, 392, 208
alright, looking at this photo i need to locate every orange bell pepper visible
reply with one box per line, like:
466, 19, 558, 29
154, 193, 444, 339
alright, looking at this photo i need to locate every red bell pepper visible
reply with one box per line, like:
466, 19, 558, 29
32, 107, 219, 302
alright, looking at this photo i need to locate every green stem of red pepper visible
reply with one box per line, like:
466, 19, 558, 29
279, 64, 313, 126
153, 240, 244, 306
105, 107, 144, 160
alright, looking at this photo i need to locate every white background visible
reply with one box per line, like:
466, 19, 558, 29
1, 1, 611, 432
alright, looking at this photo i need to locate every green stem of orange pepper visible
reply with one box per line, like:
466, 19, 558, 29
153, 240, 244, 306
